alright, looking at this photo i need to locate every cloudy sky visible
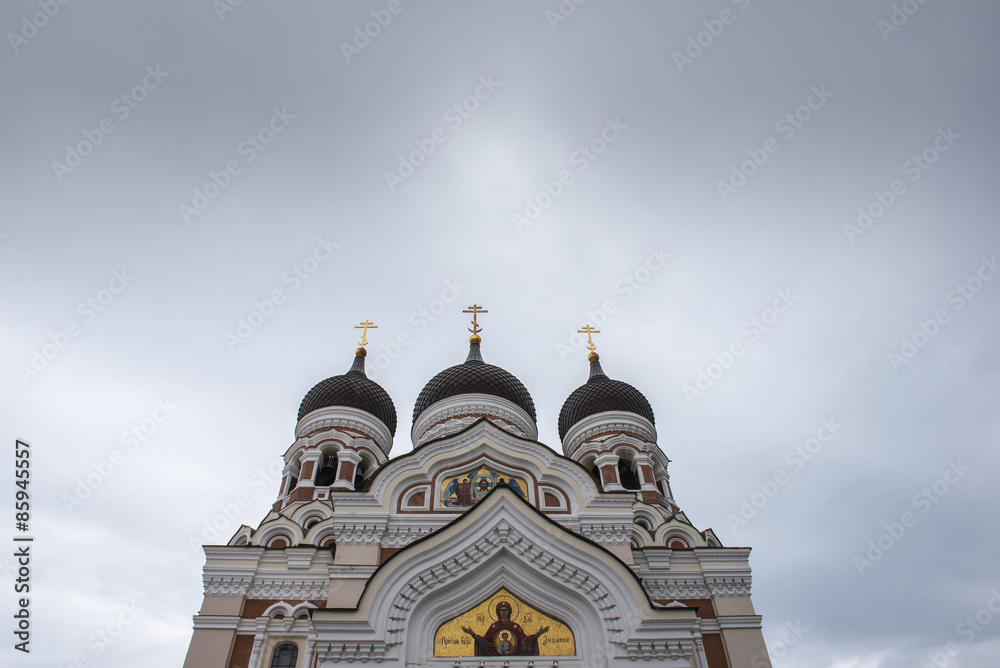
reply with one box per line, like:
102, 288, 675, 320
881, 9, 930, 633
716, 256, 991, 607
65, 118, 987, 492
2, 1, 998, 666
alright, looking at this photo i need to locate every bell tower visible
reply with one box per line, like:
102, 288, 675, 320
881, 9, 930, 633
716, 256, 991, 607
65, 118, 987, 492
558, 326, 675, 509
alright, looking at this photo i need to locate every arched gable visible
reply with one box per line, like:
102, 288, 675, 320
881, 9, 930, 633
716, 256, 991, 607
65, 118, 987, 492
337, 419, 610, 517
312, 488, 700, 666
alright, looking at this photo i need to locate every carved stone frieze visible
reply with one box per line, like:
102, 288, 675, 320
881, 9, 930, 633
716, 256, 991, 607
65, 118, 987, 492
202, 574, 328, 599
382, 522, 627, 651
579, 523, 634, 546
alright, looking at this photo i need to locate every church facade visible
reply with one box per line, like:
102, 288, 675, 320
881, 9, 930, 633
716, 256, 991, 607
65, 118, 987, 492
183, 315, 772, 667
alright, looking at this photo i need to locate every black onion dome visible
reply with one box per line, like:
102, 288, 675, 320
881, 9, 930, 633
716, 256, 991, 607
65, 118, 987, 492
558, 358, 655, 439
297, 351, 397, 435
412, 342, 536, 424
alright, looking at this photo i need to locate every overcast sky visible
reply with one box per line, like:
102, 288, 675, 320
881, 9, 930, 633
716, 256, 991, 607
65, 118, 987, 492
2, 1, 999, 666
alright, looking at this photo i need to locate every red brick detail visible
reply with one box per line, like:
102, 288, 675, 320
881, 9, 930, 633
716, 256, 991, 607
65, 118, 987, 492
651, 598, 716, 619
638, 464, 654, 483
702, 633, 729, 667
338, 461, 356, 483
300, 461, 315, 480
396, 482, 433, 513
639, 491, 659, 504
333, 426, 369, 438
269, 538, 288, 549
684, 599, 716, 618
668, 538, 689, 549
379, 547, 402, 564
228, 634, 255, 668
241, 600, 327, 618
600, 465, 618, 486
586, 429, 649, 443
424, 413, 517, 432
290, 486, 313, 501
543, 491, 560, 507
408, 491, 425, 507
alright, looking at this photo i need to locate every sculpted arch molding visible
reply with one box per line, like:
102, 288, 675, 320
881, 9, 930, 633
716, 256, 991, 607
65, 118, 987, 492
313, 491, 702, 666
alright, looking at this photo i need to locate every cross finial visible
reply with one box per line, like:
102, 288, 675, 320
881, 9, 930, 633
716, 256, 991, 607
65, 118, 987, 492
354, 320, 377, 349
577, 324, 601, 361
463, 304, 488, 343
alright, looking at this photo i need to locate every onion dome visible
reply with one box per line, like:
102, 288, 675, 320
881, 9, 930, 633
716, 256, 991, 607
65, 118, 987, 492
411, 341, 537, 445
296, 349, 397, 453
558, 354, 655, 445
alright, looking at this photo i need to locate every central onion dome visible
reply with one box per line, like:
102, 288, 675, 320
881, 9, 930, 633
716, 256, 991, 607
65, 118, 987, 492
558, 354, 655, 454
296, 349, 397, 454
411, 341, 537, 446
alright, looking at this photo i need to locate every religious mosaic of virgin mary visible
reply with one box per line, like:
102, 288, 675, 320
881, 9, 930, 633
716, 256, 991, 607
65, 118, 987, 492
440, 466, 527, 507
433, 588, 576, 657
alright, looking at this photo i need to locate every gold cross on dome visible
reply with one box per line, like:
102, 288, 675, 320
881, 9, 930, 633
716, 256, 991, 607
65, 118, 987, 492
463, 304, 488, 343
463, 304, 488, 336
354, 320, 377, 348
577, 324, 600, 353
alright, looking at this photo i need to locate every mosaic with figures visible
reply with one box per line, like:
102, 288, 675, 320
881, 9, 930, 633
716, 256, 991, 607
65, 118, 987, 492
440, 465, 527, 507
434, 587, 576, 657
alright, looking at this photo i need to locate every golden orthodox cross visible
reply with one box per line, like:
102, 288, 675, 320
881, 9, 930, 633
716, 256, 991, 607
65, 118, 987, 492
354, 320, 377, 348
463, 305, 488, 336
577, 324, 600, 354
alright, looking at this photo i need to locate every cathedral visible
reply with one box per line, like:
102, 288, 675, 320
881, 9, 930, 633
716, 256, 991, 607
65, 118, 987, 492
182, 309, 772, 667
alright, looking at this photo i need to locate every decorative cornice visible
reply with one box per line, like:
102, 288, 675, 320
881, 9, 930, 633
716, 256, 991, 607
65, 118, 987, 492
203, 575, 253, 597
331, 521, 387, 546
202, 574, 329, 599
315, 640, 387, 663
412, 393, 538, 446
249, 578, 329, 600
642, 578, 711, 599
579, 522, 634, 546
204, 546, 264, 560
563, 411, 657, 458
640, 574, 752, 599
382, 520, 628, 649
706, 575, 752, 597
295, 406, 393, 455
716, 614, 764, 630
381, 523, 438, 548
419, 414, 524, 444
624, 638, 697, 662
192, 615, 241, 630
360, 421, 600, 510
